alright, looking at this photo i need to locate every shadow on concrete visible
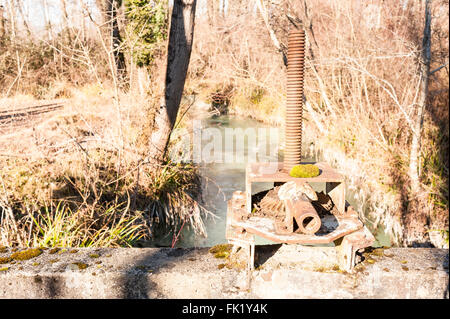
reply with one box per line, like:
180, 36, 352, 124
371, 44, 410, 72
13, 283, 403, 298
441, 250, 449, 299
254, 244, 282, 268
119, 247, 205, 299
34, 274, 63, 299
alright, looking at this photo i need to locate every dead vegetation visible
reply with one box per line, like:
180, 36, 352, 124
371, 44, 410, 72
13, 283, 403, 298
0, 0, 209, 247
0, 0, 448, 248
0, 88, 211, 247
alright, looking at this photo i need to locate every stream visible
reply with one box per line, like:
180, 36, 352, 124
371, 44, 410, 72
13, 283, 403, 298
150, 113, 392, 248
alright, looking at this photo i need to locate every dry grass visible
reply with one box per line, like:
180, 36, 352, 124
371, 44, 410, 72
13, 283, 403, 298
0, 87, 211, 247
0, 0, 447, 248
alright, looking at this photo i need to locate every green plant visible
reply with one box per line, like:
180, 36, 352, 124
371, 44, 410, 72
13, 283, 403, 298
289, 164, 320, 178
124, 0, 168, 67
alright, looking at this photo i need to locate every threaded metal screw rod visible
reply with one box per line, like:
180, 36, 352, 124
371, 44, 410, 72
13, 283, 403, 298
283, 29, 305, 173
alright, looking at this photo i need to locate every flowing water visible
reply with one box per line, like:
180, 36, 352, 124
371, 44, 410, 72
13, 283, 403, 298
150, 114, 391, 248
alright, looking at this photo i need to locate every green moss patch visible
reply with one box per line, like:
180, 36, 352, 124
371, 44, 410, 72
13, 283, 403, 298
289, 164, 320, 178
214, 252, 229, 259
49, 248, 60, 254
11, 248, 42, 261
313, 264, 342, 273
209, 244, 232, 255
209, 244, 232, 259
0, 256, 12, 264
72, 262, 88, 270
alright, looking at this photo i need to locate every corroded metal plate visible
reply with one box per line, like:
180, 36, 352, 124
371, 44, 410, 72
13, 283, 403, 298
233, 213, 363, 245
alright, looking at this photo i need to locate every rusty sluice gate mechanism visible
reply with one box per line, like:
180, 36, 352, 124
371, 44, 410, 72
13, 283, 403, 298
284, 30, 305, 173
225, 29, 375, 273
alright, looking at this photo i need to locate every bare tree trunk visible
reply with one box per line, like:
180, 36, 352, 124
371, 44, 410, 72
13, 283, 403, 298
207, 0, 214, 25
108, 0, 127, 85
221, 0, 226, 18
42, 0, 53, 40
148, 0, 197, 163
402, 0, 432, 247
0, 5, 5, 38
256, 0, 287, 66
59, 0, 72, 43
97, 0, 127, 86
7, 0, 16, 40
207, 0, 220, 25
409, 0, 431, 196
15, 0, 32, 38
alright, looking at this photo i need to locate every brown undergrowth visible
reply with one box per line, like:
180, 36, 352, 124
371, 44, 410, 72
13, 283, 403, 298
0, 89, 211, 247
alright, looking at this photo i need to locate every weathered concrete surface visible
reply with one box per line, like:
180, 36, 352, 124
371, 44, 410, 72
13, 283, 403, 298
0, 245, 448, 299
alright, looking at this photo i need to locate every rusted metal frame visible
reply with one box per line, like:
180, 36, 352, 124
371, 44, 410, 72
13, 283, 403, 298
246, 162, 346, 215
227, 191, 374, 271
336, 226, 375, 271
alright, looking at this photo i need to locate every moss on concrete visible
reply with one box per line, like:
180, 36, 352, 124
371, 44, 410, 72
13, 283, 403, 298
209, 244, 232, 255
313, 264, 342, 273
72, 262, 88, 270
209, 244, 233, 259
49, 248, 60, 254
0, 256, 12, 264
289, 164, 320, 178
11, 248, 42, 261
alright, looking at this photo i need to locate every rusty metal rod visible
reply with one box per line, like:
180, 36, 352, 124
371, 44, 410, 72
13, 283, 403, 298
283, 29, 305, 173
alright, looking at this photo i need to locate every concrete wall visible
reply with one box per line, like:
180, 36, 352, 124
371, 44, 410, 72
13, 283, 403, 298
0, 245, 448, 299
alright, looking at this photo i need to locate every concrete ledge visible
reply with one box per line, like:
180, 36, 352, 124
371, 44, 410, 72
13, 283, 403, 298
0, 246, 448, 299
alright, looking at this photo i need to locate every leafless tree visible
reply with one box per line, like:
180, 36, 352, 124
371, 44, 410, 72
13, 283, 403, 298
96, 0, 127, 86
0, 5, 5, 37
409, 0, 432, 196
148, 0, 197, 163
